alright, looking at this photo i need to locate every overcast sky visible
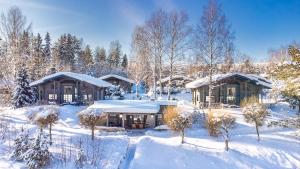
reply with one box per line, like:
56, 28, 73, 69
0, 0, 299, 61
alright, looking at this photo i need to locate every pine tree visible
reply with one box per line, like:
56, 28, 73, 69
99, 47, 106, 64
12, 67, 33, 108
10, 128, 30, 161
30, 33, 44, 80
108, 41, 122, 68
24, 130, 51, 169
43, 32, 51, 73
273, 46, 300, 114
121, 54, 128, 69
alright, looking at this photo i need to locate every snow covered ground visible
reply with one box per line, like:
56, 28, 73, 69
129, 104, 300, 169
0, 105, 129, 169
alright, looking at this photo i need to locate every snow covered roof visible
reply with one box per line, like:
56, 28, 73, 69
99, 74, 135, 84
88, 100, 161, 114
159, 75, 194, 84
30, 72, 113, 88
186, 73, 272, 89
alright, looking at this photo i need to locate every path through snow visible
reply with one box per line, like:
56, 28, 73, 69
119, 130, 146, 169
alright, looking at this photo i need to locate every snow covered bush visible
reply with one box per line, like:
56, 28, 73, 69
78, 108, 106, 140
10, 128, 30, 161
12, 67, 33, 108
24, 130, 51, 169
105, 85, 124, 98
163, 107, 192, 143
268, 117, 300, 130
34, 107, 59, 144
218, 114, 235, 151
75, 139, 87, 168
243, 102, 269, 141
205, 111, 221, 137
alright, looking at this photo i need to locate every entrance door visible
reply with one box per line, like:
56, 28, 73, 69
63, 85, 73, 103
227, 86, 236, 105
126, 115, 133, 128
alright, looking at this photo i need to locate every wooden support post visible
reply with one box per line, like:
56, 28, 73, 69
122, 114, 125, 128
106, 114, 109, 127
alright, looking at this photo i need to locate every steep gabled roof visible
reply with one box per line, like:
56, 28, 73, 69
99, 74, 135, 84
30, 72, 113, 88
186, 73, 272, 89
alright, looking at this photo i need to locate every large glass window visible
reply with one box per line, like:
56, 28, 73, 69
227, 87, 236, 104
63, 85, 73, 103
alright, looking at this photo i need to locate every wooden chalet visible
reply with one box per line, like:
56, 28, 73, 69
186, 73, 272, 107
30, 72, 113, 105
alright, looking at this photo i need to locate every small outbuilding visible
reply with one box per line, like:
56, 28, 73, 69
30, 72, 113, 105
186, 73, 272, 107
88, 100, 177, 129
99, 74, 135, 93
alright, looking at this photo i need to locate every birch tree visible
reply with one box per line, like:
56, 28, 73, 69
193, 0, 234, 110
165, 10, 191, 100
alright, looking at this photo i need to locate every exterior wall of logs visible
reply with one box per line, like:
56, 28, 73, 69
191, 77, 263, 107
36, 76, 105, 105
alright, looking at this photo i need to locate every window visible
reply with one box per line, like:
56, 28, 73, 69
48, 94, 57, 100
227, 87, 236, 103
63, 85, 73, 103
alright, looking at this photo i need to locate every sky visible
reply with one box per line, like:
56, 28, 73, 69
0, 0, 299, 62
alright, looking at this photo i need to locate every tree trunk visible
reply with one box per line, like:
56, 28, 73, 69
298, 103, 300, 115
208, 66, 213, 112
255, 122, 260, 141
91, 127, 94, 140
135, 83, 139, 99
49, 123, 52, 145
153, 62, 157, 100
225, 139, 228, 151
181, 129, 185, 144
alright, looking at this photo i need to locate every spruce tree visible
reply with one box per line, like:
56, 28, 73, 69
10, 128, 30, 161
12, 67, 33, 108
121, 54, 128, 69
273, 46, 300, 114
43, 32, 51, 73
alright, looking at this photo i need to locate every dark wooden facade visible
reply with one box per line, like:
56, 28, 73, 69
35, 76, 106, 105
191, 75, 269, 107
102, 76, 133, 93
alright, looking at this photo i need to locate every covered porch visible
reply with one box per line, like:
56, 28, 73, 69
89, 100, 163, 129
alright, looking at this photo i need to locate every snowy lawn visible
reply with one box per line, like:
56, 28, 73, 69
130, 105, 300, 169
0, 105, 129, 169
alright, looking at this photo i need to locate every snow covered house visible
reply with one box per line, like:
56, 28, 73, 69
159, 75, 194, 88
89, 100, 177, 129
99, 74, 135, 93
186, 73, 272, 107
30, 72, 113, 105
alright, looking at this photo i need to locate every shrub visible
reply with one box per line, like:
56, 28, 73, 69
78, 109, 106, 140
34, 107, 59, 144
75, 139, 87, 168
163, 107, 192, 143
205, 111, 221, 137
243, 102, 269, 141
218, 114, 235, 151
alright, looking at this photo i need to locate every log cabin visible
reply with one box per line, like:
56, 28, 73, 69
30, 72, 113, 105
186, 73, 272, 108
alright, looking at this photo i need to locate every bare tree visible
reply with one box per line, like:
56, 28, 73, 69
139, 9, 167, 99
219, 114, 235, 151
194, 0, 234, 110
165, 10, 191, 100
0, 6, 31, 76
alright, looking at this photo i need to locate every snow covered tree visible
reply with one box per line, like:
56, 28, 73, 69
273, 46, 300, 114
94, 47, 106, 64
78, 45, 94, 74
205, 111, 221, 137
78, 109, 106, 140
163, 107, 192, 143
165, 10, 191, 100
243, 100, 269, 141
108, 40, 122, 68
10, 127, 30, 161
43, 32, 51, 73
121, 54, 128, 69
218, 114, 235, 151
193, 0, 234, 110
30, 33, 44, 80
34, 107, 59, 145
24, 130, 51, 169
12, 67, 33, 108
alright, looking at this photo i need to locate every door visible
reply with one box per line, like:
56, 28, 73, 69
63, 85, 73, 103
227, 86, 236, 105
126, 115, 133, 128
